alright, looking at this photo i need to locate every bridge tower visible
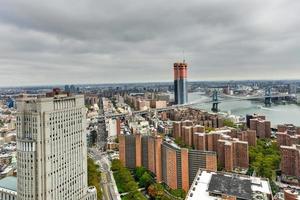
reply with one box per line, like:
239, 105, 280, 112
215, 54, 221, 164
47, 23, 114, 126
264, 87, 272, 107
211, 90, 219, 112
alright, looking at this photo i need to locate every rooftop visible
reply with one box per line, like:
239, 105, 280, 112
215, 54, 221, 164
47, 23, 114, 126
0, 176, 17, 192
208, 174, 252, 199
186, 170, 271, 200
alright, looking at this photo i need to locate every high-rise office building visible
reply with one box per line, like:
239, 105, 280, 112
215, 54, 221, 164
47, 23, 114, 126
173, 62, 188, 104
16, 89, 97, 200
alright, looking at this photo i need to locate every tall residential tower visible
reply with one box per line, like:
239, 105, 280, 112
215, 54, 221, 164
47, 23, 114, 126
174, 62, 188, 104
16, 89, 97, 200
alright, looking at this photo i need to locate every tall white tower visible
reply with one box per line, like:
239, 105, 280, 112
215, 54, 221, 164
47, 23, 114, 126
16, 90, 97, 200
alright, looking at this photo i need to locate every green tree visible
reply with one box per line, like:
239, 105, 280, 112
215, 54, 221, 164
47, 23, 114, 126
139, 172, 153, 188
111, 159, 123, 171
112, 159, 146, 198
134, 167, 147, 180
122, 191, 147, 200
124, 181, 139, 192
223, 119, 237, 128
249, 139, 281, 180
87, 158, 102, 200
148, 183, 164, 199
205, 127, 215, 133
170, 189, 186, 198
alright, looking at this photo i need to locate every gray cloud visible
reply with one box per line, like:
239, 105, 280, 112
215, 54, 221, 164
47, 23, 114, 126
0, 0, 300, 86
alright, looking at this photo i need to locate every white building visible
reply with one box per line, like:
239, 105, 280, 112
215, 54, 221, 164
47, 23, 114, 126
16, 92, 97, 200
186, 170, 272, 200
107, 118, 117, 138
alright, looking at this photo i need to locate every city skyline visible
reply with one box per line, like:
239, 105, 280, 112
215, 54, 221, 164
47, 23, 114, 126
1, 0, 300, 86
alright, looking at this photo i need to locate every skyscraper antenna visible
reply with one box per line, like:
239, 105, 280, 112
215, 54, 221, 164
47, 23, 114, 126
183, 50, 185, 63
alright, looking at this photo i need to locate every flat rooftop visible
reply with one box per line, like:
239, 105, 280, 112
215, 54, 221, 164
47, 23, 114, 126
208, 174, 252, 199
0, 176, 17, 192
186, 170, 271, 200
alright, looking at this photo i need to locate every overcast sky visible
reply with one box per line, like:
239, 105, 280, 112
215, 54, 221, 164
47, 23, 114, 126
0, 0, 300, 86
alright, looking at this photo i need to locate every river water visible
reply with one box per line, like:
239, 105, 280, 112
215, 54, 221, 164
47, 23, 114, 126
188, 92, 300, 127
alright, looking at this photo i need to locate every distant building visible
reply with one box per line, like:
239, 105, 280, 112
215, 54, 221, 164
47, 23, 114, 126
65, 84, 79, 94
277, 132, 300, 147
150, 100, 167, 109
186, 170, 272, 200
246, 113, 266, 128
288, 84, 297, 95
137, 99, 150, 110
277, 124, 300, 135
174, 62, 188, 104
106, 118, 121, 137
64, 85, 70, 93
250, 117, 271, 138
16, 89, 97, 200
84, 94, 99, 106
6, 98, 15, 108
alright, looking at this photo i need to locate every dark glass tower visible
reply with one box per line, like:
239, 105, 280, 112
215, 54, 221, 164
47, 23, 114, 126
174, 62, 188, 104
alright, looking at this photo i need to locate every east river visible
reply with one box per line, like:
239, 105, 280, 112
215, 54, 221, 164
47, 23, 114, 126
188, 92, 300, 127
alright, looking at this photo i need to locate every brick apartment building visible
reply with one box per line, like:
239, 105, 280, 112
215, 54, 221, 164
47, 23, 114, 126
218, 139, 249, 171
172, 124, 253, 172
277, 124, 300, 146
280, 144, 300, 178
166, 108, 224, 128
119, 134, 217, 192
249, 118, 271, 138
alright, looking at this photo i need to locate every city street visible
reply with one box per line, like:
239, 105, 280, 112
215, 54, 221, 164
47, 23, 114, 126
89, 148, 121, 200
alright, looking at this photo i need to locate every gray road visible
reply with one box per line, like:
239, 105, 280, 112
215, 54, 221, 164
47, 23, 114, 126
89, 148, 121, 200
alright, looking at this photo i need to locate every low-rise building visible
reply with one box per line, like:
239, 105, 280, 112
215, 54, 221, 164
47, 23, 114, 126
186, 170, 272, 200
284, 189, 300, 200
0, 176, 17, 200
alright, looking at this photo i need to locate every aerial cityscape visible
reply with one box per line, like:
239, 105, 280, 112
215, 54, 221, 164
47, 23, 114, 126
1, 1, 300, 200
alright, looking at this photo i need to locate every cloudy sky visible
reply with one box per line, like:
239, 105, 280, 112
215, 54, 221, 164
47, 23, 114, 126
0, 0, 300, 86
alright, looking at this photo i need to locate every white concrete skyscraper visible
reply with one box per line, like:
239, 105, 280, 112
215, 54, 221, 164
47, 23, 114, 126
16, 89, 97, 200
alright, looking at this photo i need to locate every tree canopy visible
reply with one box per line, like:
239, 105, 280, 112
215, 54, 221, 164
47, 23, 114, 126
248, 139, 281, 179
87, 157, 102, 200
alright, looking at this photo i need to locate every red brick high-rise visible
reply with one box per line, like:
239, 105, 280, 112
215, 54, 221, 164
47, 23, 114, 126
218, 139, 249, 171
237, 130, 257, 147
119, 133, 217, 192
250, 118, 271, 138
173, 122, 182, 139
280, 145, 300, 178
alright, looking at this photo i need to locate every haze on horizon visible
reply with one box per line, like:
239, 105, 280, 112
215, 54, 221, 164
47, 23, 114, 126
0, 0, 300, 87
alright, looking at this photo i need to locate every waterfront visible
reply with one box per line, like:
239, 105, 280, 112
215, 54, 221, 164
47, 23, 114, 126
188, 92, 300, 127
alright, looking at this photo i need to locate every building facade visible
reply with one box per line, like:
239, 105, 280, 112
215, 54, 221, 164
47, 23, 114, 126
280, 145, 300, 178
173, 62, 188, 104
119, 134, 217, 192
16, 91, 97, 200
172, 125, 252, 172
249, 118, 271, 138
